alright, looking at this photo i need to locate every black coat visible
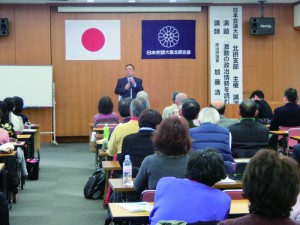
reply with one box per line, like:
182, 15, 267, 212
269, 102, 300, 130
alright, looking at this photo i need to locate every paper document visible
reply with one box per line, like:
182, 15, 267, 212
118, 202, 153, 213
220, 176, 237, 183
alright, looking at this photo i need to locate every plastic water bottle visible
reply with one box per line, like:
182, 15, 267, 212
123, 155, 133, 187
103, 123, 110, 140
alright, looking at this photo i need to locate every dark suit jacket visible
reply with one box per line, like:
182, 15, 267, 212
228, 119, 270, 158
114, 76, 143, 99
118, 129, 155, 177
269, 103, 300, 130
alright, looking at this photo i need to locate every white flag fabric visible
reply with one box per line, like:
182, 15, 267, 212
65, 20, 120, 60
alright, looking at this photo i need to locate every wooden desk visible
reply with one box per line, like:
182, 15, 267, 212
26, 124, 41, 153
213, 180, 243, 189
17, 134, 31, 140
98, 149, 108, 158
93, 127, 104, 133
12, 141, 26, 148
229, 199, 249, 215
0, 151, 17, 158
109, 199, 249, 222
269, 130, 288, 135
17, 134, 32, 159
102, 161, 122, 171
22, 129, 38, 156
269, 130, 289, 154
109, 202, 153, 223
109, 178, 134, 192
109, 178, 242, 192
291, 136, 300, 143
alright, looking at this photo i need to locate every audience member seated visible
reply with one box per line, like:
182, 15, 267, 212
0, 125, 18, 197
0, 128, 9, 144
269, 87, 300, 131
162, 91, 180, 120
117, 97, 132, 124
250, 90, 273, 124
254, 100, 272, 125
219, 149, 300, 225
181, 98, 200, 128
93, 96, 119, 127
133, 116, 190, 194
106, 97, 133, 141
0, 126, 27, 190
4, 97, 24, 133
12, 96, 29, 125
136, 91, 150, 106
0, 101, 17, 141
189, 107, 235, 175
165, 92, 188, 119
107, 97, 149, 156
119, 109, 162, 176
210, 100, 239, 128
116, 109, 162, 202
228, 99, 269, 158
150, 149, 231, 225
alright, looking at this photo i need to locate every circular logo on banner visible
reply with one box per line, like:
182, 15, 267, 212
158, 26, 180, 48
81, 28, 105, 52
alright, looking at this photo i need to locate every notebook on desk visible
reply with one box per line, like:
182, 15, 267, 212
118, 202, 153, 213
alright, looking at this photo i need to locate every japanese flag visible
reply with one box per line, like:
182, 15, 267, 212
65, 20, 120, 60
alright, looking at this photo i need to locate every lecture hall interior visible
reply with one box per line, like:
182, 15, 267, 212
0, 0, 300, 143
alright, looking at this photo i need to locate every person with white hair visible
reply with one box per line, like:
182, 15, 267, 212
165, 92, 188, 118
136, 91, 150, 107
189, 107, 235, 174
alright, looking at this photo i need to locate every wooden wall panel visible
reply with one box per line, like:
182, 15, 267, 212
169, 9, 208, 108
15, 6, 51, 64
51, 9, 92, 136
273, 5, 300, 100
90, 13, 138, 120
242, 5, 274, 101
51, 9, 208, 138
15, 6, 52, 142
0, 6, 16, 63
0, 5, 52, 142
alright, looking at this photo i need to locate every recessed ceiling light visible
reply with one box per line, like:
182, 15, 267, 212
128, 0, 136, 2
169, 0, 177, 2
87, 0, 94, 2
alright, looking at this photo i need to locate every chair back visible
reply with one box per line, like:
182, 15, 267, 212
95, 123, 118, 132
223, 189, 244, 200
279, 126, 300, 153
141, 190, 156, 202
288, 128, 300, 148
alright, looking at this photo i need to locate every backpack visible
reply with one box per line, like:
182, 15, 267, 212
83, 168, 106, 199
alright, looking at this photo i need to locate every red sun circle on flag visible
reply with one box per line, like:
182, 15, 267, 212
81, 28, 105, 52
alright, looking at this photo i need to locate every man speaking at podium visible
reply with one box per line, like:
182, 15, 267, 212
114, 64, 144, 100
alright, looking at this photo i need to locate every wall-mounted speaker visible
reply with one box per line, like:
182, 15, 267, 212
0, 18, 9, 37
250, 17, 275, 35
